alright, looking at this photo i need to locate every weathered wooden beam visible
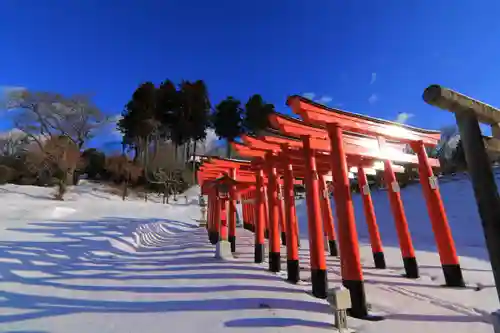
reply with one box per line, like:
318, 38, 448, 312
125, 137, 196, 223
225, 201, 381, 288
423, 84, 500, 305
423, 84, 500, 125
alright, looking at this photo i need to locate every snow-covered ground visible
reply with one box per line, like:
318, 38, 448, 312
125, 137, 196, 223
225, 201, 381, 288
0, 177, 497, 332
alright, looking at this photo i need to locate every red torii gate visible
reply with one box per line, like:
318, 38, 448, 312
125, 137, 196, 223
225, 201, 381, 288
287, 96, 462, 317
232, 120, 416, 289
199, 157, 256, 250
199, 156, 302, 251
198, 95, 464, 320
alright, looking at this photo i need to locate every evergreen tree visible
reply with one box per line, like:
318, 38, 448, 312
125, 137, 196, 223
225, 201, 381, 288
243, 94, 275, 135
212, 97, 244, 158
118, 82, 159, 161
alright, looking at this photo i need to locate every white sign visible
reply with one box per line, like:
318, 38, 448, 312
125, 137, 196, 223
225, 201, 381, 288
362, 184, 370, 195
391, 181, 400, 193
429, 176, 439, 190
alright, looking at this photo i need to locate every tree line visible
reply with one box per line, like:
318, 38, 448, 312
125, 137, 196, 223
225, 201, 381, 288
0, 80, 275, 201
117, 80, 275, 161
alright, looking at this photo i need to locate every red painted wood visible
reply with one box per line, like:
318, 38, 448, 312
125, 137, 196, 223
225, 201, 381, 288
287, 96, 440, 146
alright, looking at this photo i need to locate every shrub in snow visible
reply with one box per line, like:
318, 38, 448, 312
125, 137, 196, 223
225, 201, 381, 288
105, 154, 142, 201
27, 135, 82, 200
81, 148, 106, 180
0, 165, 15, 184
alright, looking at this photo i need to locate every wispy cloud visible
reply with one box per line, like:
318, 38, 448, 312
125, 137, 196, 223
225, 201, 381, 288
316, 96, 333, 104
301, 92, 333, 105
104, 114, 123, 138
370, 73, 377, 85
368, 93, 378, 105
302, 92, 316, 100
0, 85, 25, 94
395, 112, 415, 124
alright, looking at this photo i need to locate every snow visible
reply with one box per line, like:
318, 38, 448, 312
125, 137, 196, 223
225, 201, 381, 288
0, 177, 497, 332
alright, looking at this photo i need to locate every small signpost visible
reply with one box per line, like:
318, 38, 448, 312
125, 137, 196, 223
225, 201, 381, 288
327, 287, 352, 332
198, 194, 207, 228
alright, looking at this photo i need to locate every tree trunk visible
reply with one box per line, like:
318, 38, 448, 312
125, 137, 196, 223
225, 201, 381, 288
226, 140, 232, 158
165, 183, 170, 204
122, 181, 128, 201
133, 146, 139, 162
55, 178, 67, 201
192, 141, 197, 185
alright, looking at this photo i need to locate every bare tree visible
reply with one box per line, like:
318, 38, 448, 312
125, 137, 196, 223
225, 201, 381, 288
105, 154, 142, 201
0, 129, 30, 156
25, 135, 81, 200
143, 133, 184, 203
5, 90, 105, 150
54, 95, 106, 149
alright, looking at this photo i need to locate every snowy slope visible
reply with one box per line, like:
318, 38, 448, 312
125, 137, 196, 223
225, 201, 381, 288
0, 178, 497, 333
0, 181, 333, 333
296, 172, 497, 332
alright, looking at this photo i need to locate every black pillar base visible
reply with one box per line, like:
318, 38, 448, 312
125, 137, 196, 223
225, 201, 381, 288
311, 269, 328, 299
403, 256, 419, 278
243, 222, 251, 231
254, 243, 265, 263
281, 232, 287, 245
265, 229, 269, 239
209, 231, 219, 245
442, 264, 466, 287
329, 240, 339, 257
287, 259, 300, 283
343, 279, 369, 318
251, 224, 255, 232
373, 251, 386, 269
269, 252, 281, 272
229, 235, 236, 253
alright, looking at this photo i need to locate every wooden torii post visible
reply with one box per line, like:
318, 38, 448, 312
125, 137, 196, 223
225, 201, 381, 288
423, 85, 500, 305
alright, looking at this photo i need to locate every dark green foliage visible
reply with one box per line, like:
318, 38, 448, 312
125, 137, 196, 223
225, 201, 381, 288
156, 80, 178, 140
118, 82, 159, 160
166, 80, 211, 152
212, 97, 244, 157
122, 82, 158, 138
119, 79, 211, 168
82, 148, 106, 179
243, 94, 275, 135
179, 80, 211, 142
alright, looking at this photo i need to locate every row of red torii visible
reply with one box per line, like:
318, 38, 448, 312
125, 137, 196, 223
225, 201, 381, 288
197, 95, 464, 319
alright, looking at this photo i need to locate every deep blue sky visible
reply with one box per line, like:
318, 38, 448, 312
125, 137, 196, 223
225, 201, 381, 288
1, 1, 499, 149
